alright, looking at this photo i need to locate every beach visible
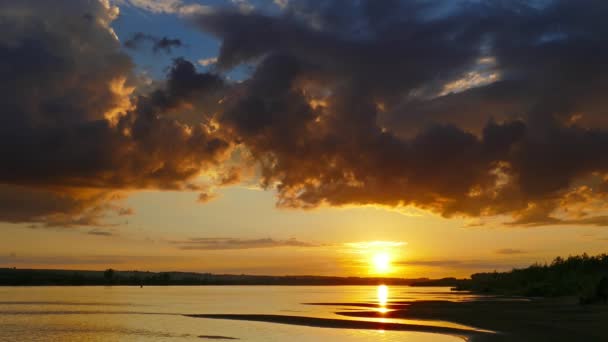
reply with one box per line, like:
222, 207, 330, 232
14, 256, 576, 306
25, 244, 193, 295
190, 295, 608, 341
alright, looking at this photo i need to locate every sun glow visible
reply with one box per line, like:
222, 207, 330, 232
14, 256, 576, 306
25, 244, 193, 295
346, 240, 405, 275
372, 252, 391, 274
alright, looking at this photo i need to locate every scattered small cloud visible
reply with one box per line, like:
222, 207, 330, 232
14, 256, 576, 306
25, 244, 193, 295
274, 0, 288, 9
345, 241, 407, 249
496, 248, 527, 255
124, 32, 184, 53
0, 255, 129, 266
198, 57, 218, 67
118, 208, 135, 216
197, 192, 218, 203
231, 0, 254, 13
114, 0, 213, 15
87, 229, 116, 237
173, 237, 322, 250
507, 215, 608, 228
396, 259, 514, 270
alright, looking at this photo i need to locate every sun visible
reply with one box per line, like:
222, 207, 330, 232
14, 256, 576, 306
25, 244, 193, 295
372, 252, 391, 274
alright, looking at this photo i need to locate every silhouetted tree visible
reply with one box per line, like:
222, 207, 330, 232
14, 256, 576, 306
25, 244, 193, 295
160, 272, 171, 285
70, 272, 85, 285
597, 276, 608, 304
460, 253, 608, 301
104, 268, 115, 284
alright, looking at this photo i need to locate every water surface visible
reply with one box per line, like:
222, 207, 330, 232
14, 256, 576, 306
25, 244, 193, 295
0, 286, 482, 341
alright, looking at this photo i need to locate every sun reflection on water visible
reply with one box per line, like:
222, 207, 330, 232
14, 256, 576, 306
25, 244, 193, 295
377, 285, 389, 314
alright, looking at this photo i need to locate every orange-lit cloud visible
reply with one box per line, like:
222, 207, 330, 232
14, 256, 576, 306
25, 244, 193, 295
192, 1, 608, 227
6, 0, 608, 229
0, 1, 230, 226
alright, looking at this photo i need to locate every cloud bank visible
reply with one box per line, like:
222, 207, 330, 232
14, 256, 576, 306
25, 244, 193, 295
193, 0, 608, 226
4, 0, 608, 227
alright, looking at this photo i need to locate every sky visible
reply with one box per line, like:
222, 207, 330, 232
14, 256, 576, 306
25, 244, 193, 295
1, 0, 608, 278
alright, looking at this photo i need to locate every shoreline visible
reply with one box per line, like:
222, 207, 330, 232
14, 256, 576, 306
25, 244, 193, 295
187, 297, 608, 341
186, 313, 485, 341
0, 268, 429, 286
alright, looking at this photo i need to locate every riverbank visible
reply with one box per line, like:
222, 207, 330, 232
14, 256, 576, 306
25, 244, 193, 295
186, 313, 487, 340
328, 297, 608, 341
189, 296, 608, 341
0, 268, 426, 286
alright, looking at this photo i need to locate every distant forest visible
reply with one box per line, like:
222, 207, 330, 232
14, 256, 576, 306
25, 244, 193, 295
414, 253, 608, 304
3, 253, 608, 304
0, 268, 426, 286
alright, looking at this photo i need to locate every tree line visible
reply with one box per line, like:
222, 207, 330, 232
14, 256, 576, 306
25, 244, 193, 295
454, 253, 608, 304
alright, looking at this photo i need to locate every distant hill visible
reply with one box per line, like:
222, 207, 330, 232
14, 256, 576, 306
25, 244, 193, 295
0, 268, 429, 286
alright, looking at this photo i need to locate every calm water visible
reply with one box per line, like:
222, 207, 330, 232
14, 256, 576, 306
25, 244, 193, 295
0, 286, 481, 341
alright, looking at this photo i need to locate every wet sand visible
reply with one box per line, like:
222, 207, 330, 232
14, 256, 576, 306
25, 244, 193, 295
198, 335, 239, 340
188, 297, 608, 341
186, 313, 484, 340
316, 298, 608, 341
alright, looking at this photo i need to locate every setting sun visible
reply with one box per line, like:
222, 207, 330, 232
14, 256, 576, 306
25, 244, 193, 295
372, 252, 392, 274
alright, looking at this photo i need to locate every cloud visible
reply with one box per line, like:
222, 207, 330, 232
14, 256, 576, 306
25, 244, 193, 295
345, 241, 407, 249
0, 255, 129, 266
198, 57, 218, 67
230, 0, 254, 13
186, 0, 608, 226
124, 32, 184, 53
113, 0, 212, 15
273, 0, 288, 9
0, 185, 132, 227
6, 0, 608, 229
197, 191, 218, 203
173, 237, 321, 250
396, 259, 513, 270
0, 1, 230, 226
87, 229, 116, 236
496, 248, 527, 255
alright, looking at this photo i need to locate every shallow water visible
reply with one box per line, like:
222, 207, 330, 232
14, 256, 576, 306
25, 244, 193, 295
0, 286, 480, 341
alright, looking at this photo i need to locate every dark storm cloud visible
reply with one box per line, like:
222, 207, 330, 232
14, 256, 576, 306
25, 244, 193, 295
0, 0, 230, 226
124, 32, 184, 53
187, 0, 608, 226
5, 0, 608, 228
173, 237, 321, 250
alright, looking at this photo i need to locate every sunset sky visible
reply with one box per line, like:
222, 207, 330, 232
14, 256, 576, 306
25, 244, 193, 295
2, 0, 608, 278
